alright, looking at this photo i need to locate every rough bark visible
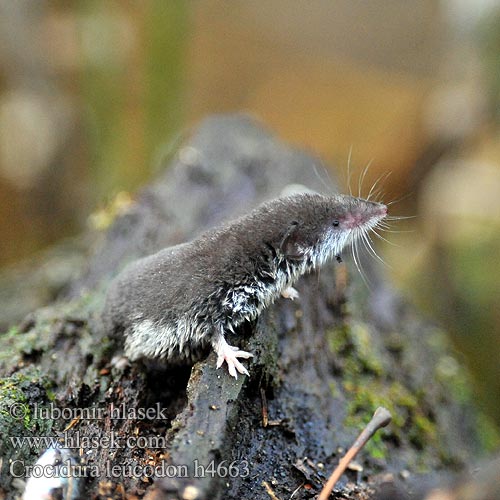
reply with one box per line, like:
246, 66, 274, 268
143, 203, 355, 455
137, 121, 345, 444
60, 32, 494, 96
0, 115, 484, 500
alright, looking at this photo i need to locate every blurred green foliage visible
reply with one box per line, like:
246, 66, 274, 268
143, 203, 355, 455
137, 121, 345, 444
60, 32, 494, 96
479, 7, 500, 121
79, 0, 187, 200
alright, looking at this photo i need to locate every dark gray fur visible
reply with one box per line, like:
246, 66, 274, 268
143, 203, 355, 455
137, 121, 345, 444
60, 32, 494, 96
102, 192, 386, 364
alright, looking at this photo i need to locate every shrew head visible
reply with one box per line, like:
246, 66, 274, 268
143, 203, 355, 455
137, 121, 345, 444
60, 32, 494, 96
279, 193, 387, 265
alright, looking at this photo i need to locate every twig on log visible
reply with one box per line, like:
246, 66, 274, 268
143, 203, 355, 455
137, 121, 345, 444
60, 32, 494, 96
318, 407, 392, 500
263, 480, 281, 500
261, 387, 269, 427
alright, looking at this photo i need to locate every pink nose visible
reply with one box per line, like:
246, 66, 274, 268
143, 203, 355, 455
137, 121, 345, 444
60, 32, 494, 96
370, 202, 387, 217
372, 202, 387, 216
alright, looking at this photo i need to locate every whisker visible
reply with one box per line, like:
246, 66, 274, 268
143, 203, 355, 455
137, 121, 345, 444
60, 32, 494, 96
366, 230, 397, 270
385, 215, 416, 220
347, 145, 354, 196
360, 234, 376, 263
313, 162, 335, 194
377, 219, 414, 232
349, 234, 369, 289
372, 229, 399, 246
378, 227, 414, 234
358, 159, 373, 198
360, 231, 379, 260
363, 231, 389, 267
369, 187, 387, 204
356, 238, 372, 289
367, 171, 392, 201
349, 232, 361, 275
386, 192, 413, 206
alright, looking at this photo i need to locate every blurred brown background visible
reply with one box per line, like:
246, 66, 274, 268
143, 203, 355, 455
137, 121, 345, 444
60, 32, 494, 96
1, 1, 500, 432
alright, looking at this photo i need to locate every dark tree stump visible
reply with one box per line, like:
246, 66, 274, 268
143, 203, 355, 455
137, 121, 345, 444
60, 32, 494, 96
0, 115, 483, 500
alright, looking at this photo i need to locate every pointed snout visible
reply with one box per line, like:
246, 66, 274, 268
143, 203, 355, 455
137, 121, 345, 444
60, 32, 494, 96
363, 200, 387, 218
373, 202, 387, 217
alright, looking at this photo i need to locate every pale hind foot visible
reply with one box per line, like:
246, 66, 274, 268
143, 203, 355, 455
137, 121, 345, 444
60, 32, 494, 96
212, 335, 253, 379
281, 286, 299, 300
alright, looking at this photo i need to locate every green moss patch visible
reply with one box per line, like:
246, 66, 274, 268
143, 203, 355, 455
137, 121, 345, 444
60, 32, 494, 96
0, 367, 55, 459
329, 322, 440, 463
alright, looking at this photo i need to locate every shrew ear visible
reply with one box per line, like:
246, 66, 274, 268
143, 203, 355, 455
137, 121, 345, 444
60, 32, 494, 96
280, 221, 305, 260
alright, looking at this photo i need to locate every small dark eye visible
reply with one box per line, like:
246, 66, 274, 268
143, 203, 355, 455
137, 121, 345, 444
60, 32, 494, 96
332, 220, 340, 227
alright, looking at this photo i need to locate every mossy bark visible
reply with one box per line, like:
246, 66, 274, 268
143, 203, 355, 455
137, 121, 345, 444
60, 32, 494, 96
0, 115, 485, 500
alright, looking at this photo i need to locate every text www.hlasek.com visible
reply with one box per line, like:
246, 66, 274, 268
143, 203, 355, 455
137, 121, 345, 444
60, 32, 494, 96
10, 431, 168, 451
10, 434, 250, 479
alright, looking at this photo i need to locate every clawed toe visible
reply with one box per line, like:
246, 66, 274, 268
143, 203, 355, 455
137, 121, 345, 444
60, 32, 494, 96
213, 336, 253, 379
282, 286, 299, 300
